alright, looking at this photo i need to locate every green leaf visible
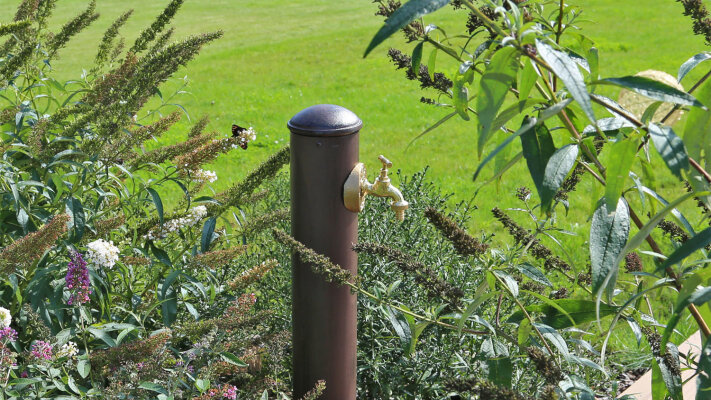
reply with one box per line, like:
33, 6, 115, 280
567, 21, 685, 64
453, 75, 470, 121
364, 0, 450, 57
477, 46, 520, 155
509, 299, 619, 329
87, 327, 117, 347
386, 307, 412, 354
678, 51, 711, 82
220, 352, 248, 367
590, 198, 630, 301
697, 335, 711, 398
427, 47, 437, 80
540, 144, 579, 213
481, 338, 512, 388
518, 58, 537, 100
139, 382, 168, 395
604, 136, 638, 212
520, 122, 556, 203
536, 39, 596, 123
490, 98, 546, 133
615, 190, 700, 267
146, 187, 164, 224
195, 378, 210, 393
655, 343, 683, 400
684, 78, 711, 166
151, 244, 172, 267
661, 284, 711, 352
658, 226, 711, 273
516, 263, 552, 287
596, 76, 706, 109
201, 217, 217, 253
582, 116, 634, 134
411, 41, 424, 74
474, 116, 537, 182
65, 197, 85, 242
77, 359, 90, 379
647, 123, 689, 179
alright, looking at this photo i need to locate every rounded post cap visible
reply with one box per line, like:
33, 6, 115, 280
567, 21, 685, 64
288, 104, 362, 137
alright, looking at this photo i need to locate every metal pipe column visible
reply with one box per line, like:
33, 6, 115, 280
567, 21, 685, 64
288, 104, 361, 399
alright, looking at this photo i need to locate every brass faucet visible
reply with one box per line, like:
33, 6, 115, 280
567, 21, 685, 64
343, 155, 409, 221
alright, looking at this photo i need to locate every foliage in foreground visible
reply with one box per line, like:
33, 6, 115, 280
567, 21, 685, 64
0, 1, 309, 398
352, 0, 711, 398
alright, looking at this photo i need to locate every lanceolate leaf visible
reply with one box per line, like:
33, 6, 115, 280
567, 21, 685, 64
520, 122, 555, 203
582, 117, 634, 134
655, 343, 683, 400
201, 217, 217, 253
596, 76, 706, 108
613, 191, 700, 271
591, 198, 630, 301
508, 299, 619, 329
411, 41, 424, 74
364, 0, 451, 57
684, 78, 711, 166
477, 46, 520, 156
518, 58, 538, 100
647, 123, 690, 179
146, 187, 164, 224
491, 98, 545, 133
697, 335, 711, 398
540, 144, 579, 213
65, 197, 85, 242
604, 136, 638, 212
536, 39, 596, 123
453, 76, 470, 121
678, 51, 711, 82
658, 226, 711, 273
473, 116, 537, 182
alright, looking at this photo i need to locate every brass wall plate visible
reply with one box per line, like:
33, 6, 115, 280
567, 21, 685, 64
344, 162, 366, 213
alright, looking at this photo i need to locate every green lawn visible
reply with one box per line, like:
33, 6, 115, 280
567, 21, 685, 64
1, 0, 708, 256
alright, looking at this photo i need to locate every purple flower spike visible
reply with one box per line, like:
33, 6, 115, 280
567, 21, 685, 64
65, 252, 92, 306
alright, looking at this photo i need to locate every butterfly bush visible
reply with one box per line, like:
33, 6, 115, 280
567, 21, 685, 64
86, 239, 120, 269
65, 252, 92, 306
0, 307, 10, 328
29, 341, 53, 361
192, 168, 218, 183
143, 205, 209, 241
0, 0, 293, 398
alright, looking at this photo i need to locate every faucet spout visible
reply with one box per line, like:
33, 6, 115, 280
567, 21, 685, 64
363, 156, 409, 221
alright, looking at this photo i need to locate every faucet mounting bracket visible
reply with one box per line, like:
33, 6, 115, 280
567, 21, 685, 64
344, 162, 366, 213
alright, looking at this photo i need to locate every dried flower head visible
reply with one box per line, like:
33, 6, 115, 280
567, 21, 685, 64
227, 259, 278, 292
492, 208, 571, 272
353, 242, 463, 307
424, 207, 488, 257
527, 346, 564, 384
0, 214, 69, 274
624, 252, 643, 273
515, 186, 531, 202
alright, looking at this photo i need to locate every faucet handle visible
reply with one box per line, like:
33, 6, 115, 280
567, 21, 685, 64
378, 155, 392, 169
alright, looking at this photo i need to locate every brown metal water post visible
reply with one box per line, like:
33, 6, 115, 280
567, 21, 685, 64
288, 104, 361, 399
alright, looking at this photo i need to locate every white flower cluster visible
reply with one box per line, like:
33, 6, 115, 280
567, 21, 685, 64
191, 169, 217, 183
86, 239, 120, 269
56, 342, 78, 359
144, 206, 208, 241
234, 126, 257, 148
0, 307, 11, 328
